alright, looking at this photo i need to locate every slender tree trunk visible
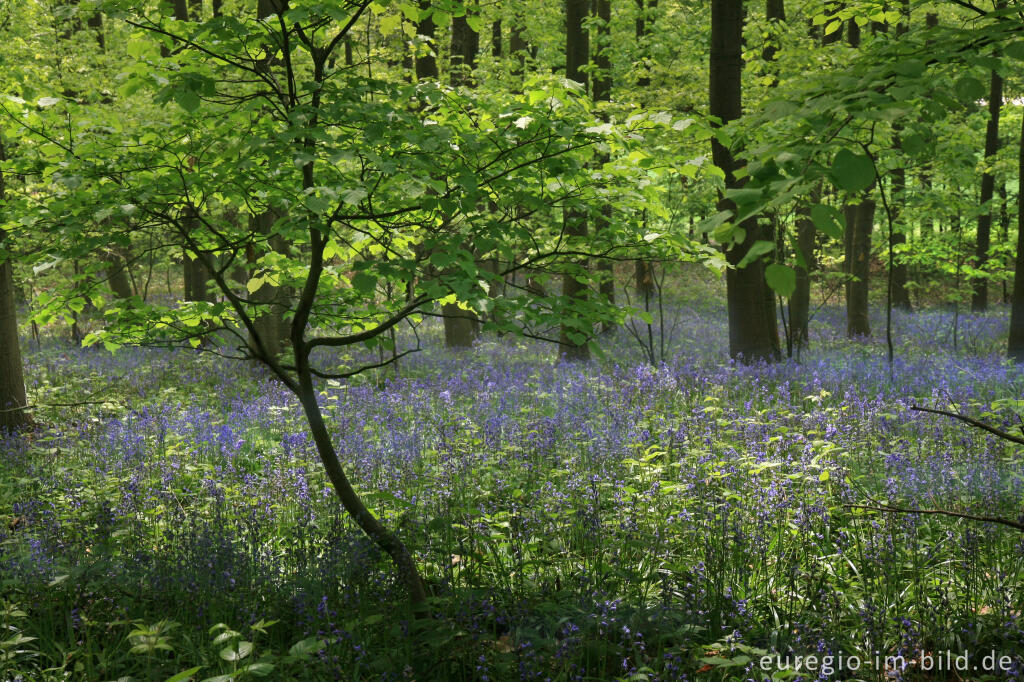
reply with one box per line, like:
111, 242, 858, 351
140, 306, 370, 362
889, 0, 913, 311
890, 170, 912, 310
0, 137, 29, 430
449, 7, 479, 83
999, 181, 1011, 303
559, 0, 592, 361
972, 65, 1003, 312
847, 199, 874, 337
634, 0, 656, 297
594, 0, 614, 327
440, 6, 482, 349
791, 203, 815, 347
510, 21, 527, 78
1007, 112, 1024, 359
295, 376, 427, 605
416, 0, 437, 80
712, 0, 779, 362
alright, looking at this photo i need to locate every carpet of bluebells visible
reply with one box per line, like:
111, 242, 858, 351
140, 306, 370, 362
1, 290, 1023, 681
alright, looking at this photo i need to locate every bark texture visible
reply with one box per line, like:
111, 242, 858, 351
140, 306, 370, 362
711, 0, 779, 362
559, 0, 592, 361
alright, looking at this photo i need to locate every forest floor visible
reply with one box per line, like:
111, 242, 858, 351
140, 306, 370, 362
1, 282, 1023, 681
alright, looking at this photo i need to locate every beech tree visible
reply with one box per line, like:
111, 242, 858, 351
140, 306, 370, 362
710, 0, 779, 362
12, 0, 680, 606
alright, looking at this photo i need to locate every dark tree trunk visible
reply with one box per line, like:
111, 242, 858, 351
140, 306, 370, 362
450, 8, 479, 85
846, 16, 861, 46
972, 67, 1003, 312
1007, 112, 1024, 360
847, 199, 874, 337
791, 203, 815, 347
0, 138, 29, 430
634, 0, 656, 298
559, 0, 592, 361
999, 181, 1011, 303
821, 2, 843, 43
594, 0, 614, 323
712, 0, 779, 362
0, 257, 27, 431
890, 0, 912, 311
416, 1, 437, 80
491, 19, 502, 57
442, 5, 481, 349
890, 168, 912, 311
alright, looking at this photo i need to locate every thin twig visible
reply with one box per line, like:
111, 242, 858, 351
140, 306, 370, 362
845, 503, 1023, 532
911, 405, 1024, 446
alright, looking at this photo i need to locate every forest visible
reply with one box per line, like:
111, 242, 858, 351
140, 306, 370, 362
0, 0, 1023, 680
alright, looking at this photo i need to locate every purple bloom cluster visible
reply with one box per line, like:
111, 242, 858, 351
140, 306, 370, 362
1, 304, 1022, 679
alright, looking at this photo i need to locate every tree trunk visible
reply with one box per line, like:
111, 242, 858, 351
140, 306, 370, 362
248, 210, 289, 359
972, 66, 1003, 312
1007, 111, 1024, 360
791, 203, 815, 347
510, 21, 527, 77
559, 0, 592, 361
442, 5, 481, 349
847, 199, 873, 337
105, 251, 134, 299
633, 0, 656, 297
450, 8, 479, 85
712, 0, 779, 362
594, 0, 614, 326
0, 137, 29, 430
416, 0, 437, 80
890, 169, 912, 310
295, 375, 427, 606
491, 19, 502, 57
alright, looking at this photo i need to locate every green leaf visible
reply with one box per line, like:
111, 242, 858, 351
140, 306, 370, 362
954, 76, 985, 104
242, 662, 275, 677
1005, 41, 1024, 60
164, 667, 204, 682
379, 13, 403, 34
341, 187, 368, 205
736, 240, 775, 268
765, 263, 797, 298
288, 637, 323, 658
830, 149, 875, 193
809, 204, 844, 240
174, 88, 201, 112
893, 59, 926, 78
351, 271, 377, 294
219, 641, 253, 662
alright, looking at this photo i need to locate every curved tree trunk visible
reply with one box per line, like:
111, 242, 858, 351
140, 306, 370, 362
295, 377, 427, 606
